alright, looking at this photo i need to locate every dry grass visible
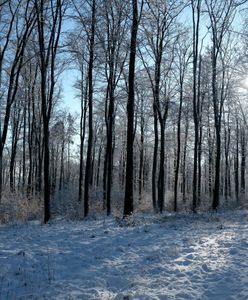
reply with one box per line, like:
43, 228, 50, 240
0, 190, 43, 224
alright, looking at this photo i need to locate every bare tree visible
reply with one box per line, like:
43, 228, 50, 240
35, 0, 63, 222
124, 0, 143, 216
140, 0, 185, 212
0, 0, 35, 202
98, 0, 128, 215
205, 0, 236, 209
191, 0, 202, 212
173, 31, 191, 212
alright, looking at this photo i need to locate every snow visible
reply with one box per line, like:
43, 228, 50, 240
1, 210, 248, 299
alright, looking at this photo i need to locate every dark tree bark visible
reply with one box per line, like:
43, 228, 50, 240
212, 50, 221, 210
78, 70, 88, 202
197, 54, 204, 206
235, 120, 239, 202
124, 0, 142, 216
84, 0, 96, 217
157, 122, 165, 213
27, 64, 38, 197
240, 127, 246, 197
22, 93, 27, 191
182, 112, 189, 203
96, 134, 103, 187
138, 94, 144, 204
152, 110, 158, 211
224, 111, 231, 200
191, 0, 201, 212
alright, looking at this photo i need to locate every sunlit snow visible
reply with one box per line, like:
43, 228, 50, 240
0, 210, 248, 299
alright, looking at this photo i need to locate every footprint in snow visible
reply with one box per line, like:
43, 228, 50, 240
201, 263, 211, 273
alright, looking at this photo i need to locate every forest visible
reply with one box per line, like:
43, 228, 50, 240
1, 0, 248, 224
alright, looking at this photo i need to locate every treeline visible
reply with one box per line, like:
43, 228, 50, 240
0, 0, 248, 223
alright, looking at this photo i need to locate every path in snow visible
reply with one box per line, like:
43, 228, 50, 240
0, 210, 248, 299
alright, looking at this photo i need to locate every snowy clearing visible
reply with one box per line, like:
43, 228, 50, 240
0, 210, 248, 300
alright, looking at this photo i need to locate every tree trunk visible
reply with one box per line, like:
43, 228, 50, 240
0, 148, 3, 203
139, 100, 144, 204
224, 119, 231, 200
198, 120, 202, 206
213, 128, 221, 210
240, 128, 245, 198
174, 79, 183, 212
22, 98, 27, 190
234, 122, 239, 202
152, 109, 158, 211
182, 114, 189, 203
84, 0, 96, 217
212, 47, 220, 210
105, 80, 115, 215
124, 0, 140, 216
79, 74, 87, 202
96, 137, 102, 187
158, 123, 165, 213
191, 0, 201, 213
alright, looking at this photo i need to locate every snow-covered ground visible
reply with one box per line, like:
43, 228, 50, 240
1, 209, 248, 300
